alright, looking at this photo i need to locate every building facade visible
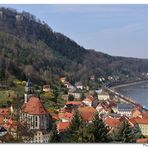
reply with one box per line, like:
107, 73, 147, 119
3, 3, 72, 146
20, 80, 52, 143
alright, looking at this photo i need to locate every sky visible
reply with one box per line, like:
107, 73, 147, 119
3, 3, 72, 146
0, 4, 148, 59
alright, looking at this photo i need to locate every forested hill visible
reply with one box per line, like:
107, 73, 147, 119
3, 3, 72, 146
0, 7, 148, 87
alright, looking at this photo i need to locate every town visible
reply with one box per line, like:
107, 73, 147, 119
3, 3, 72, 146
0, 76, 148, 143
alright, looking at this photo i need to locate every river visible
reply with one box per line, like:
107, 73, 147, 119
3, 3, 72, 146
115, 81, 148, 107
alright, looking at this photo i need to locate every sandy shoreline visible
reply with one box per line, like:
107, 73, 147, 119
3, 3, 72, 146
111, 80, 148, 90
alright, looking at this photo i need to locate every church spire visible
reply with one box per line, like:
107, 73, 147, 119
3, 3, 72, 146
24, 79, 34, 103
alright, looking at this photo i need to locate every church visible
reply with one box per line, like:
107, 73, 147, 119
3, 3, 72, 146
20, 79, 52, 143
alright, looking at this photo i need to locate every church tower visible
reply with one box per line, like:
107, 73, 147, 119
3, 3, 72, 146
24, 79, 35, 103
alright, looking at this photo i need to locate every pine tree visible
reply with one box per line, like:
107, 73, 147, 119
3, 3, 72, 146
77, 113, 110, 143
69, 111, 82, 131
112, 120, 137, 143
90, 113, 110, 142
49, 123, 59, 143
82, 123, 95, 142
62, 111, 83, 142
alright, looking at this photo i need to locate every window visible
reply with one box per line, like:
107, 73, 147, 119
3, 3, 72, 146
35, 116, 38, 128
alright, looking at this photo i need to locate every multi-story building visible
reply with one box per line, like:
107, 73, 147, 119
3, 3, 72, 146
97, 91, 110, 101
20, 80, 52, 143
129, 117, 148, 137
117, 103, 134, 117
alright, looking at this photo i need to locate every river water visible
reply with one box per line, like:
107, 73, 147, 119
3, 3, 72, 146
115, 81, 148, 107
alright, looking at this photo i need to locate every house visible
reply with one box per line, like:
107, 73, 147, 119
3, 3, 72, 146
75, 82, 83, 90
77, 106, 97, 122
64, 101, 82, 113
139, 112, 148, 119
105, 116, 123, 129
129, 117, 148, 136
0, 108, 11, 116
64, 82, 75, 90
82, 96, 95, 107
131, 107, 142, 118
96, 103, 112, 119
57, 122, 70, 133
58, 112, 73, 122
65, 101, 82, 109
0, 107, 12, 126
43, 85, 50, 92
117, 103, 134, 117
2, 118, 17, 138
60, 77, 66, 83
68, 91, 82, 100
97, 91, 110, 101
104, 116, 126, 135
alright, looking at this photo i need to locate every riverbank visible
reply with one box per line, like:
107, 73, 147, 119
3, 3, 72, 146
110, 80, 148, 90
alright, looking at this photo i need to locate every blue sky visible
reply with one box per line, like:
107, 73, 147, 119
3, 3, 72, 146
0, 4, 148, 59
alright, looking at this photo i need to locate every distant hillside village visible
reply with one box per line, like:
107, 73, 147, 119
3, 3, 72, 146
0, 77, 148, 143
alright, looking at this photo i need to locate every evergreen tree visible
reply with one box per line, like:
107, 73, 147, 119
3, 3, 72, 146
49, 124, 59, 143
68, 94, 74, 101
62, 111, 83, 142
82, 123, 95, 142
112, 120, 137, 143
90, 113, 110, 142
69, 111, 82, 131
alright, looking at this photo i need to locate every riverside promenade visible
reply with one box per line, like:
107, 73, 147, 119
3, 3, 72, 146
103, 86, 147, 112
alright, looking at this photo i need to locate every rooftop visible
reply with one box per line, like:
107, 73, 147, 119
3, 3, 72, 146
0, 108, 11, 116
58, 112, 73, 120
21, 96, 48, 115
98, 91, 109, 96
105, 116, 122, 127
117, 103, 134, 111
129, 117, 148, 125
66, 101, 81, 106
0, 116, 4, 125
136, 138, 148, 143
78, 106, 97, 122
57, 122, 70, 132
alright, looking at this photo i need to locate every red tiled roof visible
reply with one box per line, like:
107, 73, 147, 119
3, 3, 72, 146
3, 118, 17, 130
105, 117, 122, 127
78, 107, 97, 122
57, 122, 70, 132
136, 138, 148, 143
21, 96, 48, 115
66, 101, 81, 106
59, 112, 73, 120
141, 112, 148, 119
0, 116, 4, 125
0, 108, 11, 116
129, 117, 148, 124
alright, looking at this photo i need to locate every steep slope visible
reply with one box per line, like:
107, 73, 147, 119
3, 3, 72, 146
0, 7, 148, 87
